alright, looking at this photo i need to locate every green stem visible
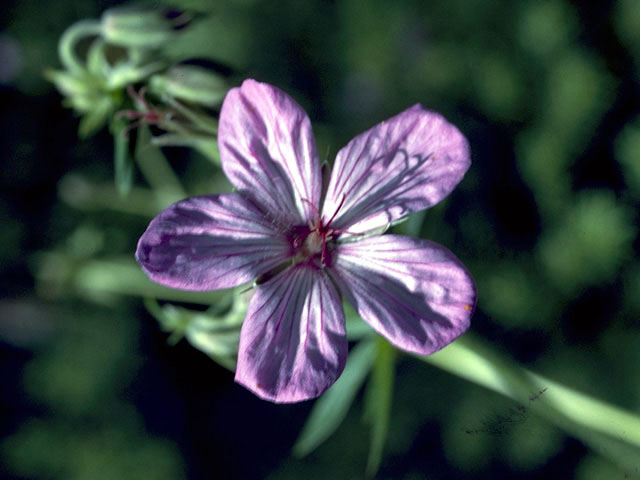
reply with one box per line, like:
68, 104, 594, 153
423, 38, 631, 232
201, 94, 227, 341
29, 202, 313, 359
135, 127, 187, 198
58, 174, 178, 217
35, 252, 227, 305
163, 96, 219, 135
365, 338, 396, 478
58, 20, 102, 73
418, 334, 640, 472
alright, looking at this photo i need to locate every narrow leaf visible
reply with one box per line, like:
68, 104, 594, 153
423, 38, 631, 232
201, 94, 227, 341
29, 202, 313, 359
135, 126, 186, 197
86, 38, 110, 78
293, 337, 377, 457
345, 301, 374, 340
111, 117, 134, 195
420, 334, 640, 474
143, 294, 244, 371
364, 338, 396, 478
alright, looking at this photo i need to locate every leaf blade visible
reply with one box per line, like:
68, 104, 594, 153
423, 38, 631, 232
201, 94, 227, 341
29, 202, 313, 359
293, 337, 377, 457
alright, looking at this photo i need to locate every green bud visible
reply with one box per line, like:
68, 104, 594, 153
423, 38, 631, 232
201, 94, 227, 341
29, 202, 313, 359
101, 7, 176, 49
105, 60, 165, 90
149, 65, 227, 107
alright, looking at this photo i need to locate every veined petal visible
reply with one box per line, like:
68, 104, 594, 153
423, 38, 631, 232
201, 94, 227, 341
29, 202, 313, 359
329, 235, 476, 355
322, 105, 470, 234
218, 79, 322, 225
235, 264, 347, 403
136, 193, 291, 291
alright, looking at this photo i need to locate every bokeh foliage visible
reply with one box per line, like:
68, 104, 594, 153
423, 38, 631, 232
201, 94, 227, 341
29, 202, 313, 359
1, 0, 639, 479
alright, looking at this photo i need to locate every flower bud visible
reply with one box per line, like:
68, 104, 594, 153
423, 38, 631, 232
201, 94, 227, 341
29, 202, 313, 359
101, 7, 176, 49
149, 65, 227, 107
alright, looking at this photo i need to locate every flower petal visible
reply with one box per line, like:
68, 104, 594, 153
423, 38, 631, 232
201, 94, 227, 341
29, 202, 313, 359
136, 193, 292, 291
218, 79, 322, 225
235, 264, 347, 403
322, 105, 470, 234
329, 235, 476, 355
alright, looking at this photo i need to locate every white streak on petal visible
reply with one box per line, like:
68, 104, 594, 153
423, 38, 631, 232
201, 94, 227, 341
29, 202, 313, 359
136, 193, 291, 291
219, 79, 322, 225
235, 264, 347, 403
329, 235, 476, 355
323, 105, 470, 233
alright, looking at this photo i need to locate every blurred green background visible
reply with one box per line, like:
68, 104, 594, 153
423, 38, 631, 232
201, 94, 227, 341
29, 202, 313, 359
1, 0, 639, 478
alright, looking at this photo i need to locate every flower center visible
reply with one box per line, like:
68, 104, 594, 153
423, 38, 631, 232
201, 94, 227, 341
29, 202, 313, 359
292, 195, 350, 267
303, 228, 325, 256
293, 216, 334, 266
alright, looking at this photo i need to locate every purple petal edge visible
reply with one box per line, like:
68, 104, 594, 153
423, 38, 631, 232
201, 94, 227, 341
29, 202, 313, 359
218, 79, 322, 225
322, 104, 471, 234
136, 193, 291, 291
330, 235, 476, 355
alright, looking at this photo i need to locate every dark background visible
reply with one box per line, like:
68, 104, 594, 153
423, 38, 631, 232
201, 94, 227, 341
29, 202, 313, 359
1, 0, 640, 478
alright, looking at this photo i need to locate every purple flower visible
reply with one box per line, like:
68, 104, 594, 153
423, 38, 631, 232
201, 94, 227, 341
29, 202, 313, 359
136, 79, 476, 403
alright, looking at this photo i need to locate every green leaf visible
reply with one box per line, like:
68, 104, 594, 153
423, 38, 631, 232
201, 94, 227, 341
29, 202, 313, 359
79, 97, 113, 138
143, 292, 245, 371
293, 338, 377, 457
45, 69, 93, 98
344, 302, 374, 340
364, 338, 396, 478
34, 253, 228, 305
86, 39, 110, 79
420, 334, 640, 474
194, 140, 221, 166
135, 126, 186, 199
111, 117, 134, 196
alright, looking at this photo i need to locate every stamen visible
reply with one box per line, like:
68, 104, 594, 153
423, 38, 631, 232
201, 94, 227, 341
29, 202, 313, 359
321, 240, 328, 266
128, 85, 151, 110
326, 194, 347, 226
301, 198, 320, 219
293, 196, 349, 267
114, 86, 164, 139
331, 227, 364, 237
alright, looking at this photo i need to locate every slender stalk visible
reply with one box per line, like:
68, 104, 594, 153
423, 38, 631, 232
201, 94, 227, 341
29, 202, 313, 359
58, 174, 178, 216
163, 96, 219, 135
35, 253, 227, 305
58, 20, 102, 73
418, 334, 640, 472
135, 127, 187, 198
365, 338, 396, 478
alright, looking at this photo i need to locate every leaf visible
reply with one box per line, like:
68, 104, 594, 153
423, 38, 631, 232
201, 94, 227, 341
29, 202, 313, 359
135, 126, 186, 199
344, 301, 375, 340
79, 97, 113, 138
143, 292, 244, 371
111, 117, 134, 196
86, 39, 110, 78
420, 334, 640, 474
293, 337, 377, 457
364, 338, 396, 478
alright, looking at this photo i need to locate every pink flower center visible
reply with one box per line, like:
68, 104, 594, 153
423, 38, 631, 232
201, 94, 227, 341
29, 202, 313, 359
302, 224, 326, 255
292, 196, 348, 267
293, 216, 335, 266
